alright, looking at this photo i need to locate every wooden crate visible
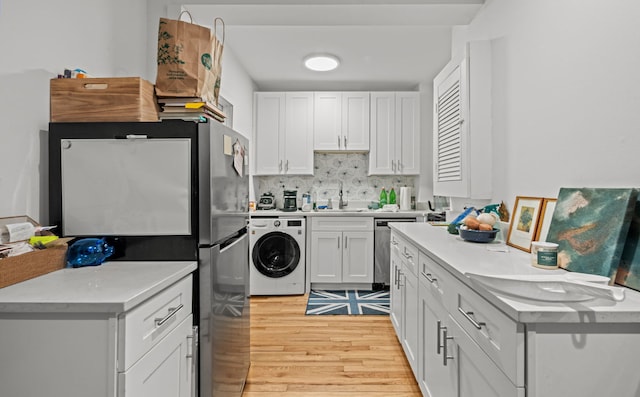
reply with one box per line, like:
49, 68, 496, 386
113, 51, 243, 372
50, 77, 159, 122
0, 244, 67, 289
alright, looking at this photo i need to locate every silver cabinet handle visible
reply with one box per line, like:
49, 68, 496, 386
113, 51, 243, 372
392, 160, 396, 172
397, 161, 402, 172
279, 160, 283, 172
337, 236, 340, 249
437, 320, 444, 355
391, 239, 398, 246
154, 303, 183, 327
458, 307, 486, 330
337, 135, 341, 148
344, 235, 348, 249
397, 270, 404, 288
285, 160, 289, 172
393, 266, 400, 289
344, 136, 347, 148
424, 272, 436, 283
442, 327, 454, 366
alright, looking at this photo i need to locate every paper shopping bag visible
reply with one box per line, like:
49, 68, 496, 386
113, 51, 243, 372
155, 13, 225, 105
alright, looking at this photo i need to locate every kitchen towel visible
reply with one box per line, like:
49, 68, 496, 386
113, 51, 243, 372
399, 187, 412, 211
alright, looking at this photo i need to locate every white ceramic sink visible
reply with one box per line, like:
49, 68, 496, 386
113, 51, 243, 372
465, 272, 626, 302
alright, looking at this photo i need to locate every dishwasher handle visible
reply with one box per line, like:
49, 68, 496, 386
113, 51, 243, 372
375, 218, 417, 228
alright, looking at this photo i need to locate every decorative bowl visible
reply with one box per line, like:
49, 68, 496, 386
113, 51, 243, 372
458, 227, 499, 243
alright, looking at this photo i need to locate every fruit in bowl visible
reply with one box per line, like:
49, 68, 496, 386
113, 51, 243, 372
458, 225, 499, 243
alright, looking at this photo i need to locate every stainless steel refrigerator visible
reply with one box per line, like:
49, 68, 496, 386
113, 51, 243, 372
48, 120, 250, 397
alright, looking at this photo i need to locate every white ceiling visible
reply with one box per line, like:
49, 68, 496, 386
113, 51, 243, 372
185, 0, 484, 91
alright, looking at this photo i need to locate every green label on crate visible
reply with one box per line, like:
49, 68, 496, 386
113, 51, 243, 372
537, 250, 557, 266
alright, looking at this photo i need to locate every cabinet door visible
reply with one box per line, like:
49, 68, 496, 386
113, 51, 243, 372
390, 238, 402, 334
433, 41, 492, 198
341, 231, 374, 283
254, 92, 285, 175
401, 266, 419, 374
368, 92, 395, 175
341, 92, 370, 151
418, 281, 457, 397
118, 315, 194, 397
313, 92, 341, 151
396, 92, 420, 175
447, 317, 521, 397
310, 231, 342, 283
284, 92, 314, 175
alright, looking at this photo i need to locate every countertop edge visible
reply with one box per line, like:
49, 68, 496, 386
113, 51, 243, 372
0, 261, 197, 314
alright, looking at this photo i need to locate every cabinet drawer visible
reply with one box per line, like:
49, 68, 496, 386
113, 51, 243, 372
418, 251, 453, 309
449, 278, 523, 386
311, 217, 373, 231
396, 235, 418, 276
118, 314, 193, 397
118, 275, 193, 372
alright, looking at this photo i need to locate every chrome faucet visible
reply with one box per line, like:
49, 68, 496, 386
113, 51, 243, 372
338, 182, 347, 209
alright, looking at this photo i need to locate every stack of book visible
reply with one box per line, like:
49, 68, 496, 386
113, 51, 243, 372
157, 97, 226, 122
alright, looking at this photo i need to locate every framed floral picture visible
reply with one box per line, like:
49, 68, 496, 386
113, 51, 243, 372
534, 198, 557, 242
507, 196, 544, 252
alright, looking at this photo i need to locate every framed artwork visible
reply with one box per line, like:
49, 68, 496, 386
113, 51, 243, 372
507, 196, 544, 252
534, 198, 557, 242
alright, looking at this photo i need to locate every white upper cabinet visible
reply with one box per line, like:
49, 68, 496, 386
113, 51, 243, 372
313, 92, 369, 151
254, 92, 314, 175
433, 41, 492, 199
369, 92, 420, 175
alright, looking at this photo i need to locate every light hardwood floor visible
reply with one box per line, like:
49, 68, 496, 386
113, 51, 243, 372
242, 294, 422, 397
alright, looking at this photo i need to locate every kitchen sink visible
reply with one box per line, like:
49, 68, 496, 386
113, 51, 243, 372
316, 208, 370, 212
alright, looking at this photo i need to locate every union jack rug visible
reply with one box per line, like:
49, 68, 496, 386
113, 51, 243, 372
305, 289, 390, 315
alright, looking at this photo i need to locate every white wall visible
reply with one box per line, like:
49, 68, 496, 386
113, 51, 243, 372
0, 0, 147, 221
452, 0, 640, 212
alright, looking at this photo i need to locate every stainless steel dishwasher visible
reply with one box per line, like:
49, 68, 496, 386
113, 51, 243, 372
373, 217, 417, 290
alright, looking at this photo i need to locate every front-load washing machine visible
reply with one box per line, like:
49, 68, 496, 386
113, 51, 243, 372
249, 217, 306, 295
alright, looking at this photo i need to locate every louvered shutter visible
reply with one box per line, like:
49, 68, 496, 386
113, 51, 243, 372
435, 66, 462, 183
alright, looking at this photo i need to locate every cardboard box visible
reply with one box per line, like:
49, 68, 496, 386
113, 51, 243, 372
50, 77, 160, 122
0, 245, 67, 289
0, 215, 67, 289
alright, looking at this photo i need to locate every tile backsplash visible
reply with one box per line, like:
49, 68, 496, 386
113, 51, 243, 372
257, 153, 415, 206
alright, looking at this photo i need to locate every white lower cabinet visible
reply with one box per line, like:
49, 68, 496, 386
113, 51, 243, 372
390, 232, 419, 373
393, 231, 525, 397
118, 314, 194, 396
394, 225, 640, 397
448, 317, 522, 397
418, 253, 456, 397
0, 274, 195, 397
310, 217, 373, 284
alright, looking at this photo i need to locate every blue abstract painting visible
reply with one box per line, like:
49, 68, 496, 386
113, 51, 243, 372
546, 188, 637, 281
615, 192, 640, 291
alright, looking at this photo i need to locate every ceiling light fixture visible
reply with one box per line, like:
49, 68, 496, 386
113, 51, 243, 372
304, 54, 340, 72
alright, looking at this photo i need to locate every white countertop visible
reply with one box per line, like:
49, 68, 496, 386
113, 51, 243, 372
0, 261, 196, 314
390, 223, 640, 324
251, 208, 431, 218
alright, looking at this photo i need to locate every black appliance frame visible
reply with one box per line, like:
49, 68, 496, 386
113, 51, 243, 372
48, 121, 200, 262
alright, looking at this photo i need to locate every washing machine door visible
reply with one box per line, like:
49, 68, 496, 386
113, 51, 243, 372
252, 231, 301, 278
